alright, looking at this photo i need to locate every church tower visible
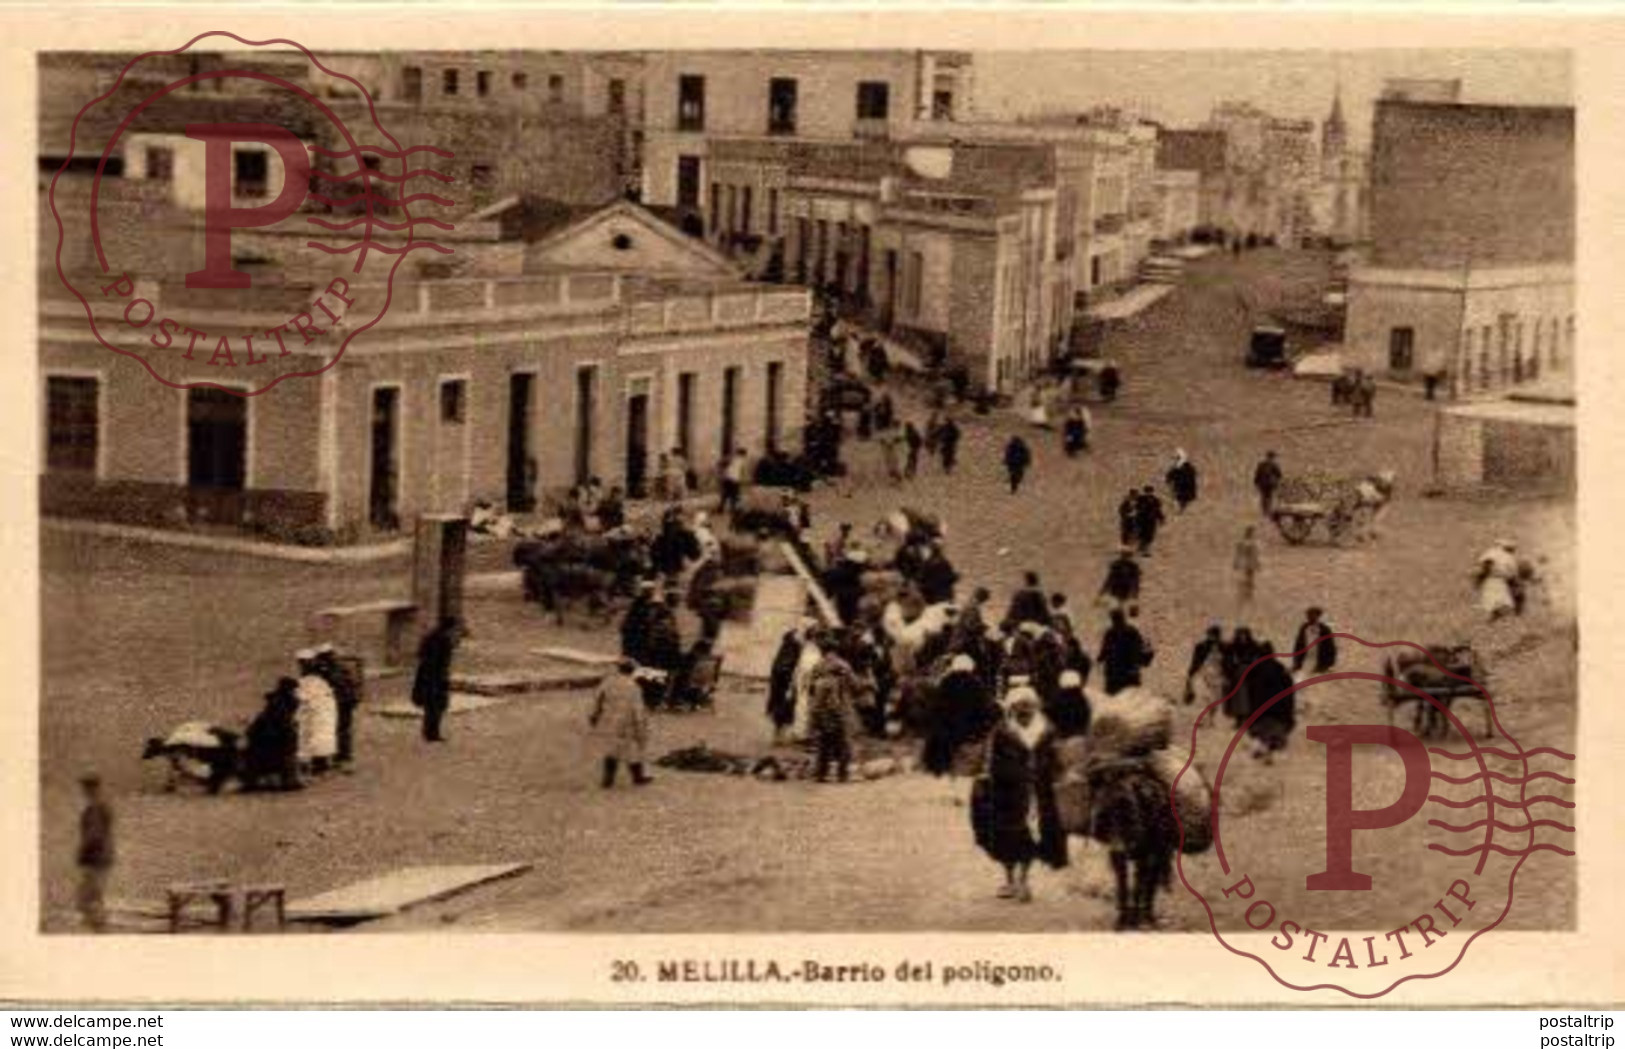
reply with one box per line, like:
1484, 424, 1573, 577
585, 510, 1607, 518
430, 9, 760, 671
1321, 81, 1348, 174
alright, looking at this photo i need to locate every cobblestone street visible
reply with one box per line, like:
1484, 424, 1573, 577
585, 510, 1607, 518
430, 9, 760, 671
40, 250, 1576, 935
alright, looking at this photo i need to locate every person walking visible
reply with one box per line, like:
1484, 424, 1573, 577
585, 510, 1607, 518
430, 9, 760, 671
1117, 489, 1140, 550
1134, 485, 1165, 557
1253, 451, 1283, 516
1233, 526, 1262, 616
1098, 608, 1154, 695
75, 773, 114, 933
938, 416, 962, 475
1166, 450, 1199, 513
1291, 606, 1338, 682
1098, 547, 1142, 610
971, 687, 1067, 903
412, 615, 463, 743
903, 420, 923, 479
1003, 571, 1052, 632
1003, 435, 1033, 495
767, 624, 807, 745
1184, 623, 1228, 724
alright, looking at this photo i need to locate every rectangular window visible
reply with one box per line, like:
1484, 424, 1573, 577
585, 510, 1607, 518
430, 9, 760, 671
932, 90, 954, 120
608, 78, 626, 115
442, 69, 459, 96
856, 81, 890, 120
677, 74, 706, 131
511, 71, 528, 92
1479, 325, 1492, 389
768, 77, 798, 135
548, 74, 564, 104
676, 155, 701, 210
476, 70, 491, 97
710, 182, 722, 233
768, 188, 780, 235
740, 186, 753, 235
471, 163, 495, 189
765, 361, 783, 452
144, 146, 174, 182
795, 217, 810, 283
440, 379, 467, 424
676, 372, 697, 459
45, 376, 99, 475
724, 185, 738, 235
403, 66, 423, 100
234, 149, 268, 198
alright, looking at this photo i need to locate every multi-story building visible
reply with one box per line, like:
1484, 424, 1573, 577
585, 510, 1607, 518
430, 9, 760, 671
40, 53, 808, 542
1151, 169, 1200, 244
1155, 127, 1229, 234
639, 50, 974, 231
1343, 98, 1574, 395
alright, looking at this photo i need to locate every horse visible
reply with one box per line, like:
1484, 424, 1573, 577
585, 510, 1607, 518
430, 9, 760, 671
1084, 756, 1182, 931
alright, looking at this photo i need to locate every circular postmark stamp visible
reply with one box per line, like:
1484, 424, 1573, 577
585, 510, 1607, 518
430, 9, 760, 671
1172, 634, 1576, 998
48, 32, 457, 397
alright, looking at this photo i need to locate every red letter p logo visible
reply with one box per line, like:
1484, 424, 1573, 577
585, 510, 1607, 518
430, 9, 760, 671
185, 123, 311, 289
1306, 725, 1432, 891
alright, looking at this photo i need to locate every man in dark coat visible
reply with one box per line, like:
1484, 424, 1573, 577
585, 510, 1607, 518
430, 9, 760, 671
1003, 435, 1033, 495
1098, 608, 1154, 694
75, 773, 114, 933
1291, 607, 1338, 677
1166, 451, 1199, 513
413, 616, 463, 743
923, 654, 1000, 777
1253, 451, 1283, 516
950, 586, 992, 654
938, 417, 962, 474
822, 549, 868, 627
650, 510, 699, 581
642, 595, 683, 679
903, 421, 923, 478
1046, 669, 1092, 738
975, 690, 1068, 901
1098, 547, 1141, 608
767, 627, 804, 744
1002, 571, 1052, 631
1241, 642, 1297, 764
619, 580, 660, 666
242, 679, 302, 791
1134, 485, 1166, 557
917, 543, 960, 606
1118, 489, 1140, 549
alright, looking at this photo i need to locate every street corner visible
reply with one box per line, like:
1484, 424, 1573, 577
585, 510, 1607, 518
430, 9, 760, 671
47, 31, 459, 397
1176, 632, 1577, 998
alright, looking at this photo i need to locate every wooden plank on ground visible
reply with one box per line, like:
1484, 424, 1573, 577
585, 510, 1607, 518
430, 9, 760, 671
286, 862, 532, 922
370, 692, 509, 719
531, 646, 619, 667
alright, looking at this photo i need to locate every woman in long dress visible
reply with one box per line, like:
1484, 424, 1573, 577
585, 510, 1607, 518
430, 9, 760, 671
1475, 540, 1520, 621
1184, 624, 1228, 727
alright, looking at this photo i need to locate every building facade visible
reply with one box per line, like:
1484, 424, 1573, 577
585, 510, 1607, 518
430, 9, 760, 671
1343, 99, 1574, 395
43, 132, 810, 541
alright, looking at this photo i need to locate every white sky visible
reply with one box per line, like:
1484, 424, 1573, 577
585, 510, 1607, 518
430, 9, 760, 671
973, 50, 1572, 148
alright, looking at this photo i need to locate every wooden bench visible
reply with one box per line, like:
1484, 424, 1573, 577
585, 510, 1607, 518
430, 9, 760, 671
311, 599, 418, 670
166, 880, 236, 934
165, 880, 287, 934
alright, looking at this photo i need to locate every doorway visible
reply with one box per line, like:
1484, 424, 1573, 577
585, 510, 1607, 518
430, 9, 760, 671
506, 373, 536, 512
574, 365, 597, 486
625, 386, 650, 498
187, 388, 248, 523
369, 386, 401, 531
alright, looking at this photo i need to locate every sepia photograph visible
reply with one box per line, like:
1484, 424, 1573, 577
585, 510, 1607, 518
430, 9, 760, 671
33, 38, 1577, 959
